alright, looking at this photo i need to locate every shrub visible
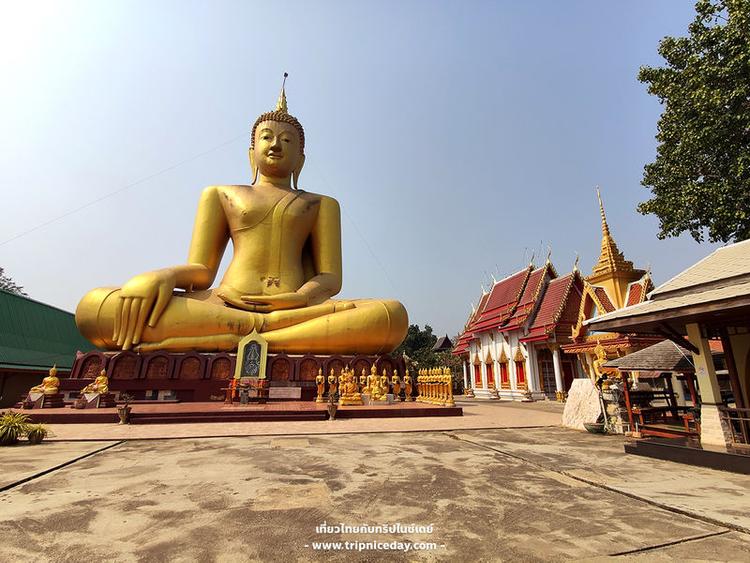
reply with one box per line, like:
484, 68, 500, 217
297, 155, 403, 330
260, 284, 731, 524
0, 411, 30, 446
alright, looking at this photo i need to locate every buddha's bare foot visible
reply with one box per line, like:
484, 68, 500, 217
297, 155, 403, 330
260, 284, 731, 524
135, 334, 241, 352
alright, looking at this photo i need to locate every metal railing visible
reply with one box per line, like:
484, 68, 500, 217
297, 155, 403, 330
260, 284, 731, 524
719, 406, 750, 446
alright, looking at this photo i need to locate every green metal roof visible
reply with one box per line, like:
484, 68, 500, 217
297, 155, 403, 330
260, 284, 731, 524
0, 288, 95, 371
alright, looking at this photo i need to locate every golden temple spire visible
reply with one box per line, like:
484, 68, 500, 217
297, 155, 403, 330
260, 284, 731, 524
590, 187, 635, 279
596, 187, 611, 240
276, 72, 289, 113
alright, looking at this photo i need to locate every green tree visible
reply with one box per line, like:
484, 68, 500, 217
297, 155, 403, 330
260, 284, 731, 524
392, 324, 439, 368
0, 267, 27, 296
391, 325, 464, 391
638, 0, 750, 243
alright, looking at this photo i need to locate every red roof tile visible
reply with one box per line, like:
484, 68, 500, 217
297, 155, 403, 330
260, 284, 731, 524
504, 265, 553, 331
625, 283, 643, 307
521, 271, 583, 342
593, 287, 615, 313
470, 267, 532, 334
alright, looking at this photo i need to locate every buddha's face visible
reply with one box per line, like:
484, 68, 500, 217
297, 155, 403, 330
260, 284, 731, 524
252, 120, 303, 178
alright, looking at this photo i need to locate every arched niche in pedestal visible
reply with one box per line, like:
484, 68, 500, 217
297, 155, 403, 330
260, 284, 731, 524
324, 356, 345, 378
269, 354, 292, 382
351, 356, 372, 380
208, 353, 234, 381
140, 353, 174, 380
298, 355, 320, 382
74, 351, 109, 379
176, 353, 206, 380
110, 351, 142, 380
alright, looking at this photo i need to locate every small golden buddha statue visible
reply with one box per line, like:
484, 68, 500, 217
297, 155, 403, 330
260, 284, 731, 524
380, 369, 389, 394
359, 368, 367, 393
30, 366, 60, 395
391, 370, 401, 398
315, 368, 325, 403
327, 369, 337, 396
366, 364, 378, 396
592, 341, 610, 381
82, 369, 109, 394
75, 75, 408, 355
403, 369, 413, 401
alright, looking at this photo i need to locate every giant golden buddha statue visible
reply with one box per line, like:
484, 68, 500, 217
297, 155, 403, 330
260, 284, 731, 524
76, 76, 408, 355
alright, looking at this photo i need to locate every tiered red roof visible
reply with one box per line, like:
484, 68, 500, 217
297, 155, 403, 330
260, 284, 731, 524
503, 264, 555, 331
521, 271, 583, 342
452, 290, 491, 355
468, 267, 532, 334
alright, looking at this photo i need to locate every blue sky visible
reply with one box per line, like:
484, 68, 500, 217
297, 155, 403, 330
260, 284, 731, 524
0, 0, 714, 338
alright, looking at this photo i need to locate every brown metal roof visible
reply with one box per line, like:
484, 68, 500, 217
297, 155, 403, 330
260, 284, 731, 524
603, 340, 694, 372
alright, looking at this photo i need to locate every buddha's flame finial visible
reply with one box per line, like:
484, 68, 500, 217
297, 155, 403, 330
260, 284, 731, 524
276, 72, 289, 114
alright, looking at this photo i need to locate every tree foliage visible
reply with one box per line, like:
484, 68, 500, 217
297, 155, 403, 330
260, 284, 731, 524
0, 267, 27, 296
392, 324, 439, 368
391, 324, 464, 390
638, 0, 750, 243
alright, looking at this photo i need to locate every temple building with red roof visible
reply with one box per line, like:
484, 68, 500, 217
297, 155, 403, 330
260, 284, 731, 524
453, 258, 585, 401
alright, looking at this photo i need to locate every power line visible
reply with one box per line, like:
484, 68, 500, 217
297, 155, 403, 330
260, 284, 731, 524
0, 133, 247, 247
309, 161, 399, 295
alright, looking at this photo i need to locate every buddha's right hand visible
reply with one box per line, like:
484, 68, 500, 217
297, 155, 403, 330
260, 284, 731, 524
113, 269, 176, 349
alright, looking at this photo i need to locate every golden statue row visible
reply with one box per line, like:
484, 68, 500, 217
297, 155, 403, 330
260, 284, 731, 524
315, 364, 414, 405
416, 368, 455, 407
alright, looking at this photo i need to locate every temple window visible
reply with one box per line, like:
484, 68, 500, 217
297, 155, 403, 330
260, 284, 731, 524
515, 360, 527, 388
499, 361, 510, 388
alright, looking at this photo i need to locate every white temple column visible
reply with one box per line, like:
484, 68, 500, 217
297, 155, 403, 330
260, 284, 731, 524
686, 323, 726, 446
462, 361, 468, 390
525, 346, 537, 393
552, 345, 564, 393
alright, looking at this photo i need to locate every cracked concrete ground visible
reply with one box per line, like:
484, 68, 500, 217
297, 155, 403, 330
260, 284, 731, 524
1, 424, 749, 562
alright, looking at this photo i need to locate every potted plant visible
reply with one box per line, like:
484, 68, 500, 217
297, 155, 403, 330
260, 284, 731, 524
327, 392, 338, 420
117, 393, 134, 424
0, 411, 30, 446
26, 423, 49, 444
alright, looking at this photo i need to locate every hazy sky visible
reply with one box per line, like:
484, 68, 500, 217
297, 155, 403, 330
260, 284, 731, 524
0, 0, 716, 339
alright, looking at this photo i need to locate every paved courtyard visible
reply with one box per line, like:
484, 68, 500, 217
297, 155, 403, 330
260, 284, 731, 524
1, 402, 749, 561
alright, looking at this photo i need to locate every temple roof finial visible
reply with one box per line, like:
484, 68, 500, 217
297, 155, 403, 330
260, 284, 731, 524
596, 186, 611, 239
276, 72, 289, 114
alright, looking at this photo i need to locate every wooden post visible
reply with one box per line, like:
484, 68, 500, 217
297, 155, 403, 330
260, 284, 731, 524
685, 373, 699, 407
664, 373, 678, 419
719, 327, 746, 409
621, 371, 635, 433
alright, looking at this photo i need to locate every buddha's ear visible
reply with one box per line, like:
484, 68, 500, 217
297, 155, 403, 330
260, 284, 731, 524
249, 149, 259, 185
292, 154, 305, 190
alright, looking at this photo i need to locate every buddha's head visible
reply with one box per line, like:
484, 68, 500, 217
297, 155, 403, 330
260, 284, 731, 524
250, 73, 305, 188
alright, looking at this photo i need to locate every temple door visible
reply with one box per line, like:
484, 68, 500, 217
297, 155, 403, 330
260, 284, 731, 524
537, 350, 556, 399
562, 362, 575, 393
